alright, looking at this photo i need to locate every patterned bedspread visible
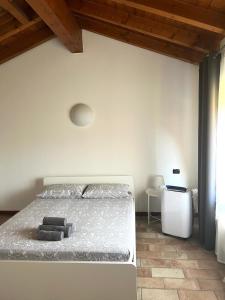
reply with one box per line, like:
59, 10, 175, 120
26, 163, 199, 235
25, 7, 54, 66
0, 197, 134, 261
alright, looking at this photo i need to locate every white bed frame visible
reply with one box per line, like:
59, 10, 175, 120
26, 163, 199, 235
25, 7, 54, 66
0, 176, 137, 300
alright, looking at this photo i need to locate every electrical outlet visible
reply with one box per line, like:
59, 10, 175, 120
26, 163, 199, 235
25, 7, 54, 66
173, 169, 180, 174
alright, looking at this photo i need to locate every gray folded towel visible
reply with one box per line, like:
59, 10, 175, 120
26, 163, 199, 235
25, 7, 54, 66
65, 223, 75, 238
38, 223, 75, 238
67, 223, 75, 233
37, 230, 64, 241
39, 224, 65, 232
43, 217, 67, 226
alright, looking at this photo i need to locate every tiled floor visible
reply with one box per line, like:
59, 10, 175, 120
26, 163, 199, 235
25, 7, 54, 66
136, 216, 225, 300
0, 214, 224, 299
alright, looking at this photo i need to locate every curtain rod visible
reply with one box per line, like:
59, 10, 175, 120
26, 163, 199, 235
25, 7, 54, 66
211, 42, 225, 58
211, 45, 225, 58
200, 44, 224, 62
220, 44, 225, 53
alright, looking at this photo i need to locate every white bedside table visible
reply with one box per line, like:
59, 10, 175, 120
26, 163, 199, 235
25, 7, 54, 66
145, 188, 161, 225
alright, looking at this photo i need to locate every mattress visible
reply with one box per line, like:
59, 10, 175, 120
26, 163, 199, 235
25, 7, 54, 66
0, 197, 134, 262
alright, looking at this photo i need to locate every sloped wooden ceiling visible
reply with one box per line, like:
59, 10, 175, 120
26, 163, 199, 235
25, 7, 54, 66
0, 0, 224, 65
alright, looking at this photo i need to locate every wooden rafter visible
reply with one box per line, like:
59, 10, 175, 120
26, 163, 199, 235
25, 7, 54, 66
0, 10, 20, 35
108, 0, 225, 34
25, 0, 82, 53
0, 18, 53, 64
0, 0, 224, 64
0, 17, 41, 43
69, 0, 220, 53
0, 0, 29, 24
76, 15, 205, 64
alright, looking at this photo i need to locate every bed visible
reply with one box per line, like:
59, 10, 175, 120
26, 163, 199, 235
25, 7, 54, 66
0, 176, 137, 300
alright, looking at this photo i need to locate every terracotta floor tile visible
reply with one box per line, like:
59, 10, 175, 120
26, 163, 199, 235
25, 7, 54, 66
137, 243, 150, 251
137, 227, 154, 233
149, 223, 161, 231
137, 288, 142, 300
219, 270, 225, 279
214, 290, 225, 300
152, 268, 184, 278
137, 232, 158, 239
137, 267, 152, 278
137, 238, 166, 245
175, 244, 201, 251
137, 251, 162, 259
138, 251, 188, 260
137, 258, 141, 267
137, 277, 164, 288
135, 217, 225, 300
164, 278, 200, 290
178, 290, 217, 300
149, 245, 177, 252
198, 279, 225, 291
142, 288, 179, 300
136, 228, 146, 232
172, 259, 199, 269
218, 264, 225, 271
141, 258, 172, 268
197, 260, 225, 270
157, 233, 175, 239
161, 251, 188, 259
183, 250, 216, 260
136, 221, 148, 228
189, 239, 201, 246
162, 239, 189, 246
185, 269, 221, 279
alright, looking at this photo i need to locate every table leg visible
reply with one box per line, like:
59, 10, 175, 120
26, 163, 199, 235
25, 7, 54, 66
148, 195, 150, 224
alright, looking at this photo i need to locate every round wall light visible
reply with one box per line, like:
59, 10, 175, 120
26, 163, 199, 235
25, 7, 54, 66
70, 103, 95, 127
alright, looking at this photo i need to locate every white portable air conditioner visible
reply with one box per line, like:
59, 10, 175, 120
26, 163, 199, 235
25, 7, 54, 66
161, 189, 193, 238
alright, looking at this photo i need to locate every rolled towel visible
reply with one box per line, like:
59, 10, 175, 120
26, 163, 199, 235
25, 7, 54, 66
37, 230, 64, 241
43, 217, 66, 226
38, 223, 75, 238
39, 224, 65, 232
65, 223, 75, 238
67, 222, 75, 233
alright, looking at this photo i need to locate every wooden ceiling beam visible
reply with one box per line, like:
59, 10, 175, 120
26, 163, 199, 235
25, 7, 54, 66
76, 15, 205, 64
69, 0, 220, 53
25, 0, 83, 52
0, 17, 42, 43
0, 0, 30, 24
0, 18, 53, 64
108, 0, 225, 34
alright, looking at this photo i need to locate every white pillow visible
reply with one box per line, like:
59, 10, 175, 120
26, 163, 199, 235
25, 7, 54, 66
37, 184, 86, 199
82, 184, 131, 199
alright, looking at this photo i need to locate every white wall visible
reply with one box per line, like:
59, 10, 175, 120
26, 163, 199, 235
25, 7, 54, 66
0, 31, 199, 211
